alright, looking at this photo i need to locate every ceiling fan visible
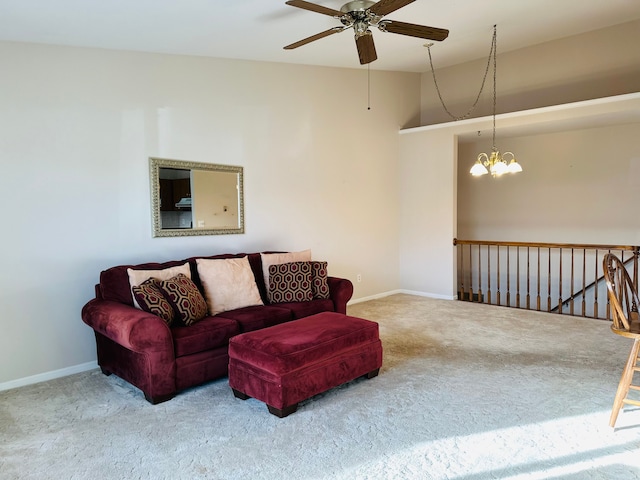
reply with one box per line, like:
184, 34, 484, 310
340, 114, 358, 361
283, 0, 449, 65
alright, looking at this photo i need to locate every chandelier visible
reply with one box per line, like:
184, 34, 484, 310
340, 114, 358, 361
470, 25, 522, 177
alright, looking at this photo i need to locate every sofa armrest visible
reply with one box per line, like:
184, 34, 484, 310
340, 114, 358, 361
81, 299, 173, 352
327, 276, 354, 315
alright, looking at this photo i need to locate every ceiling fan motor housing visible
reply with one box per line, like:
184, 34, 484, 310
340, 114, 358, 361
340, 0, 377, 13
340, 0, 379, 36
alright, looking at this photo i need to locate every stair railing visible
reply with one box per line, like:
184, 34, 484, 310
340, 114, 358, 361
453, 239, 639, 320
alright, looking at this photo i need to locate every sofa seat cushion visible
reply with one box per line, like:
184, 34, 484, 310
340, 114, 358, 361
172, 316, 239, 357
216, 305, 293, 333
273, 298, 335, 319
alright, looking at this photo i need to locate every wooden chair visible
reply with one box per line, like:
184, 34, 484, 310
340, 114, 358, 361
603, 253, 640, 427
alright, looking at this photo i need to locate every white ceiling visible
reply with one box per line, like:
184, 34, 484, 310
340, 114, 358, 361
0, 0, 639, 72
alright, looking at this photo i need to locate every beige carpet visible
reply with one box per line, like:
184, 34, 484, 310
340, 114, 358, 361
2, 295, 640, 479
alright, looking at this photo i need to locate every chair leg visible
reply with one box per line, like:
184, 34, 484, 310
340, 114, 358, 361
610, 338, 640, 427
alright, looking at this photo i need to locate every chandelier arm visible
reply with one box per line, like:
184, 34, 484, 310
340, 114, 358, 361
426, 27, 495, 122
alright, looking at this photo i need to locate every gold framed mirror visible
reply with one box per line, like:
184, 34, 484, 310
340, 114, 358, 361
150, 157, 244, 237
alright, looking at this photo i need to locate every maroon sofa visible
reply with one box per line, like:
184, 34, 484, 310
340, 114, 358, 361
81, 252, 354, 404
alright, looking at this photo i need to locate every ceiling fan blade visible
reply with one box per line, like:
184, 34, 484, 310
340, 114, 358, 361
285, 0, 344, 17
284, 26, 347, 50
378, 20, 449, 41
369, 0, 415, 17
356, 32, 377, 65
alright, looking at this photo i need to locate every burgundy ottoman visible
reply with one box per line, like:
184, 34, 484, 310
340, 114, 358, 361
228, 311, 383, 417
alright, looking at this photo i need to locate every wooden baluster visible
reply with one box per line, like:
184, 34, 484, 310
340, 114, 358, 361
468, 244, 473, 302
506, 246, 511, 307
633, 247, 640, 292
527, 247, 531, 310
582, 248, 587, 317
547, 247, 552, 312
496, 245, 501, 306
537, 247, 541, 311
570, 248, 575, 316
594, 249, 599, 317
516, 246, 521, 308
458, 243, 464, 300
477, 245, 482, 303
487, 245, 492, 305
558, 248, 563, 313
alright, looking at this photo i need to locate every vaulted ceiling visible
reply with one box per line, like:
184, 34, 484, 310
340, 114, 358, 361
1, 0, 639, 72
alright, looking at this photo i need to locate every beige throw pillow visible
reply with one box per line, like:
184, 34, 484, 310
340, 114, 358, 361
127, 262, 191, 309
196, 256, 264, 316
260, 250, 312, 295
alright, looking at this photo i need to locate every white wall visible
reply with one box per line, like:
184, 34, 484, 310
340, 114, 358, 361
458, 123, 640, 244
398, 128, 457, 298
421, 20, 640, 125
0, 41, 421, 386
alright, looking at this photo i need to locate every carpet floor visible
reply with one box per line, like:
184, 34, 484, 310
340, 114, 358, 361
2, 295, 640, 479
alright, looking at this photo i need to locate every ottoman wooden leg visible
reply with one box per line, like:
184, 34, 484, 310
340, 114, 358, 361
232, 388, 250, 400
365, 368, 380, 379
267, 403, 298, 418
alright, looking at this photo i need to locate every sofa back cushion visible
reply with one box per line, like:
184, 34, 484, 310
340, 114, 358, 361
98, 252, 272, 306
100, 260, 191, 306
127, 262, 191, 308
196, 257, 264, 315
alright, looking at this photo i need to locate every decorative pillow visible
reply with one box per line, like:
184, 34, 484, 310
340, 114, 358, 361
268, 262, 313, 304
311, 261, 330, 299
157, 274, 208, 326
260, 250, 312, 295
196, 256, 264, 316
127, 263, 191, 309
131, 278, 175, 325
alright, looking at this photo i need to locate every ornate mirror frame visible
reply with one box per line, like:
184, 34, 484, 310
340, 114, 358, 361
150, 157, 244, 237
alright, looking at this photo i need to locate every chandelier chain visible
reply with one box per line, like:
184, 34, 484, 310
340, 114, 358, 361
491, 25, 497, 150
427, 26, 497, 122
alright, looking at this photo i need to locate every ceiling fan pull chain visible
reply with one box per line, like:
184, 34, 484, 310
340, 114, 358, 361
368, 63, 371, 110
426, 26, 496, 121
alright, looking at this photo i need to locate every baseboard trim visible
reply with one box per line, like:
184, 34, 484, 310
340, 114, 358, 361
398, 289, 457, 301
0, 361, 98, 392
349, 289, 457, 304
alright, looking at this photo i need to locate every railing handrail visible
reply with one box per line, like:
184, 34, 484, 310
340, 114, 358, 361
453, 238, 640, 252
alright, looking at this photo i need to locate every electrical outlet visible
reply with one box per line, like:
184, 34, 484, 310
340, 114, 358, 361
356, 274, 362, 283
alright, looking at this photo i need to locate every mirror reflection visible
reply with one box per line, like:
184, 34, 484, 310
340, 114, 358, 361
150, 157, 244, 237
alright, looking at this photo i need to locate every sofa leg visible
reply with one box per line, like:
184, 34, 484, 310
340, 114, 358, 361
365, 368, 380, 379
144, 392, 175, 405
100, 366, 112, 376
267, 404, 298, 418
232, 388, 250, 400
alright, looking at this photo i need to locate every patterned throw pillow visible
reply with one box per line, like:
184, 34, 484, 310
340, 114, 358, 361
127, 262, 191, 309
268, 262, 313, 304
311, 261, 330, 299
260, 250, 312, 295
131, 278, 175, 326
158, 274, 208, 326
